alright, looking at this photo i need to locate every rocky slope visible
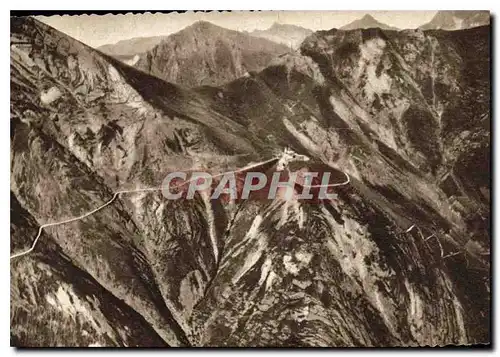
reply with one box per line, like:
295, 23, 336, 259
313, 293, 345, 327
135, 21, 289, 87
340, 14, 399, 31
11, 16, 490, 347
249, 23, 313, 50
420, 11, 490, 30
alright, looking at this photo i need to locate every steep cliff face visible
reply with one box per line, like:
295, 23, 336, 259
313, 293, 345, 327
11, 16, 490, 347
191, 180, 472, 346
300, 26, 490, 237
135, 21, 289, 87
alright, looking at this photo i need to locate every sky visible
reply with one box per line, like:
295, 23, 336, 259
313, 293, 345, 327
36, 11, 438, 48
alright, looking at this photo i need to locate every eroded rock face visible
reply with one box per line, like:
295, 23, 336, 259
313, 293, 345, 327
11, 17, 489, 347
192, 195, 469, 347
299, 26, 490, 244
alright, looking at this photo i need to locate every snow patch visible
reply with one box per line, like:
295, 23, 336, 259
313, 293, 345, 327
404, 279, 424, 338
231, 238, 266, 284
45, 285, 100, 333
283, 255, 300, 275
179, 270, 204, 316
40, 87, 62, 105
199, 190, 219, 262
258, 258, 273, 287
125, 54, 140, 66
265, 270, 277, 291
277, 199, 305, 229
357, 38, 392, 102
295, 251, 312, 265
231, 215, 266, 284
247, 215, 263, 238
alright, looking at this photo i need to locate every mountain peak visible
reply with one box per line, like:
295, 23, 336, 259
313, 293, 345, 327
188, 20, 221, 31
191, 20, 214, 26
361, 14, 376, 21
134, 21, 288, 87
340, 14, 398, 31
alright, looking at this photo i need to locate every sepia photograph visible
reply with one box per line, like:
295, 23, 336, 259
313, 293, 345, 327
9, 9, 491, 347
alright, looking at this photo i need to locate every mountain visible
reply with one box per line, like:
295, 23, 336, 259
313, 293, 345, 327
98, 36, 167, 65
340, 14, 399, 31
249, 22, 313, 49
195, 26, 490, 345
135, 21, 290, 87
419, 11, 490, 30
11, 16, 490, 347
11, 16, 267, 347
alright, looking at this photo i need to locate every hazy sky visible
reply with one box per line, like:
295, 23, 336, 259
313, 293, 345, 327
36, 11, 438, 48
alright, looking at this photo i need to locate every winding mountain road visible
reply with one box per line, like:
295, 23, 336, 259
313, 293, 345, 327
10, 154, 351, 260
10, 156, 280, 260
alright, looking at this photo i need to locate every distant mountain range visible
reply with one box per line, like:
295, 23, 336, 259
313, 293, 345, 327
419, 10, 490, 30
96, 11, 491, 71
248, 22, 313, 49
98, 36, 167, 65
134, 21, 289, 87
96, 11, 491, 84
340, 14, 399, 31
